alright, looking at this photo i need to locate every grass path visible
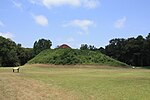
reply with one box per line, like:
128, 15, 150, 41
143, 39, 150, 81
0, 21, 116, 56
0, 65, 150, 100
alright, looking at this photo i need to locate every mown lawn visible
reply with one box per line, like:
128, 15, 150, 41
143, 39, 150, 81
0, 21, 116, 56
0, 65, 150, 100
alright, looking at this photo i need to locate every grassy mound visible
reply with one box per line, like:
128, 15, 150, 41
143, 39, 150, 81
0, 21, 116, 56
28, 48, 128, 67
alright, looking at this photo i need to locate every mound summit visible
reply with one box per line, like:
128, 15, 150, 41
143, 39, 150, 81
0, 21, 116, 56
28, 48, 128, 67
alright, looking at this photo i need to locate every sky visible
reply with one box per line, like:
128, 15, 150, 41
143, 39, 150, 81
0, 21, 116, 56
0, 0, 150, 48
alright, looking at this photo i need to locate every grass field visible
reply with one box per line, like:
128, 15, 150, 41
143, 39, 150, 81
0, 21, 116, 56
0, 65, 150, 100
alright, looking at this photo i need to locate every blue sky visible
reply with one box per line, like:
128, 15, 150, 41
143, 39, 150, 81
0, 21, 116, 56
0, 0, 150, 48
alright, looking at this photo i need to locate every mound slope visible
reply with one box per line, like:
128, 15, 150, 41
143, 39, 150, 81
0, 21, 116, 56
28, 49, 128, 67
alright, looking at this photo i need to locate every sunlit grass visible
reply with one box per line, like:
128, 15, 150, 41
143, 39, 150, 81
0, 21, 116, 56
0, 65, 150, 100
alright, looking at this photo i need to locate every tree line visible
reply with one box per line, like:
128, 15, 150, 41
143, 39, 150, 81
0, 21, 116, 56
105, 33, 150, 67
80, 33, 150, 67
1, 33, 150, 67
0, 36, 33, 66
0, 36, 52, 67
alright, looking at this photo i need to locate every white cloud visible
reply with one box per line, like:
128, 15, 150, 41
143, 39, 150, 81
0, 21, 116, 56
12, 0, 23, 10
0, 21, 5, 27
83, 0, 100, 9
0, 32, 14, 39
63, 19, 94, 34
42, 0, 81, 8
32, 15, 48, 26
114, 16, 126, 29
29, 0, 100, 9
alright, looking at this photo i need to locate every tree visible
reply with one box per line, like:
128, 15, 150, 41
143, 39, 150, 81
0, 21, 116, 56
80, 44, 88, 50
105, 38, 126, 61
0, 36, 19, 66
143, 33, 150, 66
33, 38, 52, 55
16, 45, 34, 65
104, 34, 150, 67
89, 45, 97, 51
0, 36, 34, 67
2, 49, 20, 67
98, 47, 105, 54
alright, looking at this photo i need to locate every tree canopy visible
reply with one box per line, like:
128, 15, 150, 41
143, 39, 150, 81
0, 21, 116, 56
0, 36, 34, 67
1, 33, 150, 67
33, 38, 52, 55
105, 33, 150, 67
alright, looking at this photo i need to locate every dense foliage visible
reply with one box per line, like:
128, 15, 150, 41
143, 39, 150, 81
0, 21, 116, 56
0, 36, 34, 67
105, 33, 150, 67
28, 48, 128, 67
1, 33, 150, 67
33, 38, 52, 55
78, 33, 150, 67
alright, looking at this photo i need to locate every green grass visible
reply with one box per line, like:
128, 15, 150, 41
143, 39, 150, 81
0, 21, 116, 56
28, 49, 128, 67
0, 65, 149, 100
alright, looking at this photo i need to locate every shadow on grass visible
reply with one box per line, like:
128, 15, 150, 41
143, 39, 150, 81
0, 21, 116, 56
143, 66, 150, 69
135, 66, 150, 69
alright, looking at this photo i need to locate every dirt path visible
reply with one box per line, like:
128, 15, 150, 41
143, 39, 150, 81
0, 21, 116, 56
0, 72, 77, 100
